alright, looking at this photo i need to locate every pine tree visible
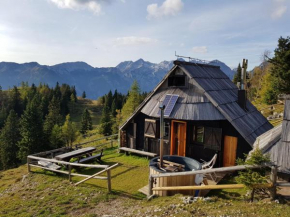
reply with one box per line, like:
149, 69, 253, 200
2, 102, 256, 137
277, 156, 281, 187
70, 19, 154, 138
18, 96, 44, 160
233, 63, 242, 85
50, 124, 64, 149
121, 80, 142, 122
70, 93, 77, 113
62, 114, 78, 147
107, 90, 113, 110
112, 109, 122, 134
71, 85, 77, 102
54, 82, 61, 99
43, 97, 63, 148
111, 99, 117, 117
268, 36, 290, 95
82, 91, 86, 99
99, 104, 112, 136
0, 110, 20, 170
9, 86, 23, 116
80, 109, 93, 135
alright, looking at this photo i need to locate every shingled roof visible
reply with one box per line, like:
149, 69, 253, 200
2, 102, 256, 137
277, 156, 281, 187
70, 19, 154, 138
120, 60, 273, 146
252, 100, 290, 174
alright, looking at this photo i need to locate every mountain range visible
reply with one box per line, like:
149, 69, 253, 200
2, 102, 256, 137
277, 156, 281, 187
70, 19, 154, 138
0, 59, 235, 99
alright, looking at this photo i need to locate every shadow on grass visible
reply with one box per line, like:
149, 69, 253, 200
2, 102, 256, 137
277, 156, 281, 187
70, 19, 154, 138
207, 174, 244, 200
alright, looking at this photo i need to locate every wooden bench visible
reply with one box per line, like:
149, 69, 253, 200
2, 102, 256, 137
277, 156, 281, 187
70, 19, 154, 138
119, 147, 157, 158
77, 149, 104, 163
38, 160, 61, 170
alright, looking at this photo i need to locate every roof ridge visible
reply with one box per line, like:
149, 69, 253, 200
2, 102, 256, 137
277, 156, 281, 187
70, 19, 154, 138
173, 60, 220, 69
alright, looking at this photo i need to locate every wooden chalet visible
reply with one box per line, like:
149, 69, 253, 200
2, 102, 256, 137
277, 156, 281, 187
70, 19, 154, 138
119, 60, 273, 167
251, 100, 290, 175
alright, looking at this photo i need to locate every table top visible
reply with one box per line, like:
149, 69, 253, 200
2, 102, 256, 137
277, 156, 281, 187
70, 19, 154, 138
55, 147, 96, 161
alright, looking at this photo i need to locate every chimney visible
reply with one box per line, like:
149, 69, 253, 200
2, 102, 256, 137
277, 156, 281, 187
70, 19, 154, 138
238, 59, 248, 110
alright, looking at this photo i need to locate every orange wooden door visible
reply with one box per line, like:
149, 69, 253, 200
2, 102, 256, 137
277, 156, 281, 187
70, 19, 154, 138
177, 123, 186, 156
223, 136, 237, 167
170, 121, 187, 156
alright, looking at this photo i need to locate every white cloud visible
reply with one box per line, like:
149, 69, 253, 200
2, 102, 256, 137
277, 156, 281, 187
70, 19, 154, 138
271, 5, 287, 19
49, 0, 110, 14
113, 36, 157, 46
192, 46, 207, 53
180, 43, 184, 47
147, 0, 183, 20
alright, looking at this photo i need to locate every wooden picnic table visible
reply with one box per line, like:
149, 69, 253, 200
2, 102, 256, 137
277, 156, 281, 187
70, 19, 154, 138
55, 147, 96, 162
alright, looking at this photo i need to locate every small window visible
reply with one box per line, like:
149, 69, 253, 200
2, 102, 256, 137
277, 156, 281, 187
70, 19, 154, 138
168, 71, 186, 87
190, 125, 205, 144
144, 119, 159, 138
196, 126, 204, 143
168, 76, 185, 86
164, 122, 170, 140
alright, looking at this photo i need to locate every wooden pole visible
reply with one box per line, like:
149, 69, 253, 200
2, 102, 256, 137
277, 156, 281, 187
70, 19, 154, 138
148, 176, 154, 198
107, 170, 111, 192
27, 157, 31, 173
75, 163, 118, 186
270, 165, 278, 200
68, 164, 72, 182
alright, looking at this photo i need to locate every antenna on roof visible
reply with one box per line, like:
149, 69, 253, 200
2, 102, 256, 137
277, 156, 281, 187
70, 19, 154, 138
174, 51, 216, 65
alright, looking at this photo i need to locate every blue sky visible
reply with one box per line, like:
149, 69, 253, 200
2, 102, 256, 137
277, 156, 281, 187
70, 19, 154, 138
0, 0, 289, 69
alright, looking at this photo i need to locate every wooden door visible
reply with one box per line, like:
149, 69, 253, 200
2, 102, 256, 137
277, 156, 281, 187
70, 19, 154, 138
223, 136, 237, 167
170, 120, 187, 156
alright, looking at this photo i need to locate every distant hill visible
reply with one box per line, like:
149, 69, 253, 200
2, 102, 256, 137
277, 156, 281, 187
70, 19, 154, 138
0, 59, 235, 99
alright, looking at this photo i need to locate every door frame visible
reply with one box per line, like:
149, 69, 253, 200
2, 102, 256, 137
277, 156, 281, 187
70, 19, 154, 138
170, 120, 187, 156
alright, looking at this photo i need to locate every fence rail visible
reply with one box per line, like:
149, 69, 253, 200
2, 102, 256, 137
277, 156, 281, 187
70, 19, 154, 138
27, 134, 120, 192
148, 164, 282, 200
27, 155, 118, 192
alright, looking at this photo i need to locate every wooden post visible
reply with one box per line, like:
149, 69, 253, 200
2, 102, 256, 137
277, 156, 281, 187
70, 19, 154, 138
107, 169, 111, 192
68, 164, 72, 182
148, 176, 154, 198
27, 156, 31, 173
270, 165, 278, 200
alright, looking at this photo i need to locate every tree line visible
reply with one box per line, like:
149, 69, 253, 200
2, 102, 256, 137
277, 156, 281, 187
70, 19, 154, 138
98, 80, 147, 136
0, 82, 82, 170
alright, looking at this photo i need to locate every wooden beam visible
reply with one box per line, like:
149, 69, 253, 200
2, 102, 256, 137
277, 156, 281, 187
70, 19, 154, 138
29, 164, 107, 180
75, 163, 119, 186
28, 155, 109, 168
276, 182, 290, 187
78, 134, 118, 146
152, 183, 272, 191
150, 164, 266, 178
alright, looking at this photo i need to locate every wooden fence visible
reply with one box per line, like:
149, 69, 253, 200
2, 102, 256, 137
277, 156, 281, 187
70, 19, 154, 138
27, 134, 119, 192
148, 164, 286, 200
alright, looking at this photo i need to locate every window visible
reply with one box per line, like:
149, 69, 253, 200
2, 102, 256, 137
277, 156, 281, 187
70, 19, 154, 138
168, 71, 186, 87
164, 122, 170, 140
144, 119, 159, 138
191, 125, 205, 144
196, 126, 204, 143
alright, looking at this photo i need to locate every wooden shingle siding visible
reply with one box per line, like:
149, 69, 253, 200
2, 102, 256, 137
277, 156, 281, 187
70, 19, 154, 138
252, 100, 290, 174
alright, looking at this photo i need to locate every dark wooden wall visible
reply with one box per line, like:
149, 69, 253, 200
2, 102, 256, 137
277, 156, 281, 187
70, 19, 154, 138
122, 115, 252, 168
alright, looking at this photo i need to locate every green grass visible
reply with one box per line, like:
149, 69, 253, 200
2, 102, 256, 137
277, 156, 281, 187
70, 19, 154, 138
69, 98, 102, 129
1, 149, 290, 216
